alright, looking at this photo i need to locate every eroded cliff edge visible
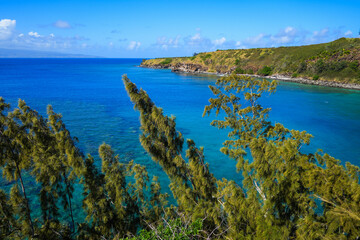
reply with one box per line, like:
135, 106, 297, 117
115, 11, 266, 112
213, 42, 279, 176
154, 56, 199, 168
141, 38, 360, 90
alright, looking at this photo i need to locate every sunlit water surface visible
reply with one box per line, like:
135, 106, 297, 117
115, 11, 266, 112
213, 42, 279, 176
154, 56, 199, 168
1, 58, 359, 220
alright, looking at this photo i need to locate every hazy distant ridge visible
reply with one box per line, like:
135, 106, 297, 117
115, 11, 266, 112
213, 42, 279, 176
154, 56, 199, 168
0, 48, 98, 58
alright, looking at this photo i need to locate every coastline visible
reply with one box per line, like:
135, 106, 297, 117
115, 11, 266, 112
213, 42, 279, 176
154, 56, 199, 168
140, 64, 360, 90
251, 74, 360, 90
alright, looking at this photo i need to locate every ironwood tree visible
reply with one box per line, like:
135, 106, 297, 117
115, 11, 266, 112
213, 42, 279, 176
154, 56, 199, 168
0, 74, 359, 239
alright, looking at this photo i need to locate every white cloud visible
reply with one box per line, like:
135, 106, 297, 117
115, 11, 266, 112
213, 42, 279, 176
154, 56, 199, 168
213, 37, 226, 46
147, 26, 357, 58
237, 26, 357, 50
305, 28, 331, 44
28, 31, 41, 37
267, 26, 299, 45
284, 26, 295, 34
0, 19, 96, 55
191, 33, 201, 41
1, 29, 89, 52
0, 19, 16, 40
248, 33, 267, 44
237, 33, 268, 48
182, 33, 233, 52
313, 28, 329, 38
274, 36, 290, 44
184, 33, 212, 48
128, 41, 141, 50
156, 35, 181, 50
53, 20, 72, 29
345, 30, 353, 36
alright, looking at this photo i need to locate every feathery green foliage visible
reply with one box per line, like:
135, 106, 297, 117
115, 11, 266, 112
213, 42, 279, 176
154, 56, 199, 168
122, 218, 204, 240
0, 97, 167, 239
1, 73, 360, 239
123, 75, 219, 229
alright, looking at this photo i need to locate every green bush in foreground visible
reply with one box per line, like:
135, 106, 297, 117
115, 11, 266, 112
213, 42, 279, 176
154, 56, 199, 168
0, 74, 359, 239
124, 218, 203, 240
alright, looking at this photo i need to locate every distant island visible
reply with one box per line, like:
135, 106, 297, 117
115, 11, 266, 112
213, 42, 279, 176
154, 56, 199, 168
0, 48, 98, 58
141, 38, 360, 89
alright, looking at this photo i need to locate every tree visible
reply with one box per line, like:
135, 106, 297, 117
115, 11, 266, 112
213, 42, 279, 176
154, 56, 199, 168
0, 73, 359, 239
0, 98, 36, 238
123, 75, 221, 233
202, 73, 360, 238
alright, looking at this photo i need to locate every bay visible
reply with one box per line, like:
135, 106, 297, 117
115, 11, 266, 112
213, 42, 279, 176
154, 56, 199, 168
1, 58, 359, 218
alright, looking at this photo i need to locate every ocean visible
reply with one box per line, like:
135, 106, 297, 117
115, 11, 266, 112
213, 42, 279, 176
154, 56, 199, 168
1, 58, 360, 219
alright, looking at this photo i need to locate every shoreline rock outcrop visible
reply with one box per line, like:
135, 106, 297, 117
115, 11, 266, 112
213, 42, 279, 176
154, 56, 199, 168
140, 63, 360, 90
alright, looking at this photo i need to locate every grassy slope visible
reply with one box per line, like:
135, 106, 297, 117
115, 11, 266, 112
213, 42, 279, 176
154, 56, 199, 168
142, 38, 360, 83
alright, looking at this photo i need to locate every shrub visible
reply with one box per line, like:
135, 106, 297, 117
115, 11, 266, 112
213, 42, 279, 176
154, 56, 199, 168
160, 58, 172, 65
297, 61, 307, 73
329, 61, 347, 71
247, 69, 254, 74
124, 218, 204, 240
349, 61, 359, 71
200, 54, 212, 62
341, 67, 356, 77
292, 73, 298, 78
234, 67, 245, 74
314, 59, 326, 74
257, 65, 272, 76
342, 49, 351, 55
313, 75, 320, 80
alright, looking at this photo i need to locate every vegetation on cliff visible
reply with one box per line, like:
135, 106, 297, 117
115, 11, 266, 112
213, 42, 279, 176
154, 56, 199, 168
142, 38, 360, 83
1, 74, 360, 239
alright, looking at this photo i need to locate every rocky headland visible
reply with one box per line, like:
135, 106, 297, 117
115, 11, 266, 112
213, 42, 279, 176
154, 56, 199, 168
141, 38, 360, 90
140, 62, 360, 90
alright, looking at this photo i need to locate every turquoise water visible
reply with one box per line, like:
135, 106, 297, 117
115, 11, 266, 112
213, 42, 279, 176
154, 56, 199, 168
1, 58, 360, 219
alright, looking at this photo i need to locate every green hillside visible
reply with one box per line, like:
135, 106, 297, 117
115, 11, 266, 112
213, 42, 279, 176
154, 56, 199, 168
141, 38, 360, 83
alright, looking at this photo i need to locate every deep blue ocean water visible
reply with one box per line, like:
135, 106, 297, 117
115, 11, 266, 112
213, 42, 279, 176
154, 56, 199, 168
1, 58, 360, 220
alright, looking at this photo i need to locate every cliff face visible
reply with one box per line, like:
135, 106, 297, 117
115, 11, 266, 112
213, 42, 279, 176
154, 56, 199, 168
172, 62, 209, 73
141, 62, 209, 73
141, 38, 360, 84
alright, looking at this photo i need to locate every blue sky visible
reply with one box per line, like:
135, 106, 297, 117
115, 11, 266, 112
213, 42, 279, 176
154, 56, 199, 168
0, 0, 359, 57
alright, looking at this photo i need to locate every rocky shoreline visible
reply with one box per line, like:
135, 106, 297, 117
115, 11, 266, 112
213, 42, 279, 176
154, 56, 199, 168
140, 63, 360, 90
255, 74, 360, 90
